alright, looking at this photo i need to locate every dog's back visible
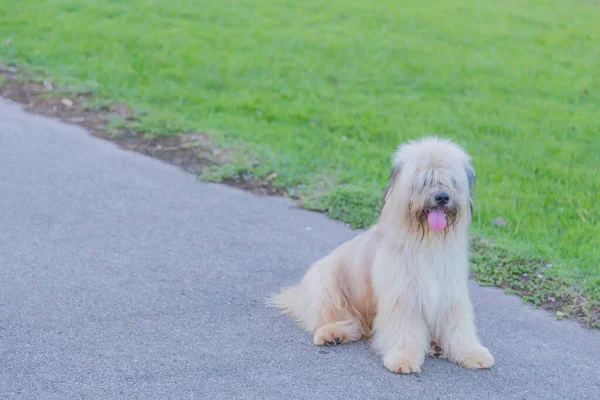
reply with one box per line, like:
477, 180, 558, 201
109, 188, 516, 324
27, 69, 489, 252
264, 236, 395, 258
268, 226, 379, 342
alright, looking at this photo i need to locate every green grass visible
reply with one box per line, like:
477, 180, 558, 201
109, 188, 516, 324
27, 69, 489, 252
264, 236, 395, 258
1, 0, 599, 304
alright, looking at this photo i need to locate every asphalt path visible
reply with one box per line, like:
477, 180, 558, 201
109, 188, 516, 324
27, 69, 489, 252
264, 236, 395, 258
0, 98, 598, 399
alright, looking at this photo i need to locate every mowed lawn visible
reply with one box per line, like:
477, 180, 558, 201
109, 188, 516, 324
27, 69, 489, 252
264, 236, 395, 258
1, 0, 599, 301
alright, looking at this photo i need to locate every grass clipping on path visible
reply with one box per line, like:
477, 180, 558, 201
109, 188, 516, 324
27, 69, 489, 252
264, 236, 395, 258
1, 0, 599, 326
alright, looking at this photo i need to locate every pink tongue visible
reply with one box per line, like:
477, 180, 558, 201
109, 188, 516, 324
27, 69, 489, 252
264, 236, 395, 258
427, 209, 446, 230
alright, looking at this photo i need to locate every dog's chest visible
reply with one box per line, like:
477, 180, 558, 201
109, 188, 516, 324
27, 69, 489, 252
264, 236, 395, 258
415, 252, 451, 316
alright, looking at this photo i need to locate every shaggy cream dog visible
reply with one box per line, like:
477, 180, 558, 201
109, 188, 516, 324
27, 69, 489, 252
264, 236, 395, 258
269, 136, 494, 374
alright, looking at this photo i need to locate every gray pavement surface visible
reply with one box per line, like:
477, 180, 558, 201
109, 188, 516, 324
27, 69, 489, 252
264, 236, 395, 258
0, 97, 599, 400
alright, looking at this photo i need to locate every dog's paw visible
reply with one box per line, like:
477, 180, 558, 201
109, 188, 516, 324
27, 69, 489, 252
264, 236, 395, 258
457, 346, 495, 369
428, 341, 445, 358
383, 351, 423, 374
313, 321, 361, 346
313, 326, 344, 346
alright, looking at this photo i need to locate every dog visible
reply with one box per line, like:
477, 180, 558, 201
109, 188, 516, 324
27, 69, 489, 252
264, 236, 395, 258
268, 136, 494, 374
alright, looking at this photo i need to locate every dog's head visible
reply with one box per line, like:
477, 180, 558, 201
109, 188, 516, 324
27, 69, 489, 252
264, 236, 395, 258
381, 136, 475, 234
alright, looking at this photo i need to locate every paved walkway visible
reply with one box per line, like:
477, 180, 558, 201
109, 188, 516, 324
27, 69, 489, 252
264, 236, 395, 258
0, 98, 598, 399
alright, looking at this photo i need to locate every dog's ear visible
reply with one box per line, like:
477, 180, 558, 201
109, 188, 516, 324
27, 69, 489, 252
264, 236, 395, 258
464, 162, 476, 218
381, 162, 402, 210
465, 162, 476, 199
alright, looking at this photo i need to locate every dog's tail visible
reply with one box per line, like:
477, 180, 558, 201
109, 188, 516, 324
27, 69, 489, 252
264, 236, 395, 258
266, 285, 300, 315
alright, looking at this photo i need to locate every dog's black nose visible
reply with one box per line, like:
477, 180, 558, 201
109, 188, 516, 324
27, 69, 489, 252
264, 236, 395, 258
435, 191, 450, 206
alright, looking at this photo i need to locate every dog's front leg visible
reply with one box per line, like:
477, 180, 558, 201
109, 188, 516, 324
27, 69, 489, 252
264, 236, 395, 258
371, 248, 429, 374
371, 302, 429, 374
439, 298, 495, 370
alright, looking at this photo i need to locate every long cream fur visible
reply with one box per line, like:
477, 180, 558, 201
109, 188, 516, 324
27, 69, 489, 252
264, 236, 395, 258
268, 136, 494, 374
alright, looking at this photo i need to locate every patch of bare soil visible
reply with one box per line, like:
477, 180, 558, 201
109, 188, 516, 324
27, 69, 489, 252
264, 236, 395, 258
0, 64, 284, 196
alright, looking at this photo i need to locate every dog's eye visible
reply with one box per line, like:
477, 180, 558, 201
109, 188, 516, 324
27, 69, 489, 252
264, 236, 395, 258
421, 174, 431, 190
